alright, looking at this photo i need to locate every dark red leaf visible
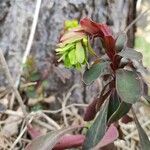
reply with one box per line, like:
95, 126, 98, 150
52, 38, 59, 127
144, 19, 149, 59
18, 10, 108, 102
100, 24, 114, 37
53, 134, 85, 150
102, 36, 116, 60
80, 18, 116, 60
121, 115, 133, 124
84, 98, 97, 121
80, 17, 101, 36
80, 18, 114, 40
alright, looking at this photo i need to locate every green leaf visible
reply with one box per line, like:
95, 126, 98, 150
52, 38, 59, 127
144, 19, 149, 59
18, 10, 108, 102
132, 109, 150, 150
65, 19, 78, 30
83, 100, 109, 150
30, 72, 40, 82
115, 33, 127, 52
107, 90, 120, 120
25, 126, 83, 150
75, 42, 85, 63
118, 48, 143, 62
56, 43, 75, 52
31, 104, 43, 112
108, 101, 132, 124
83, 62, 110, 85
116, 69, 142, 104
64, 54, 72, 68
26, 86, 38, 98
87, 38, 97, 56
68, 49, 77, 65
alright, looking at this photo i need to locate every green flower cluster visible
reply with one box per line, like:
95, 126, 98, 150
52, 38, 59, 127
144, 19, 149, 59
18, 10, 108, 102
56, 20, 88, 69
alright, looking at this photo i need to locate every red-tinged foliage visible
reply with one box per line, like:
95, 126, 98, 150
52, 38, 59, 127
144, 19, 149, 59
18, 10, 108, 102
80, 17, 102, 36
80, 18, 116, 61
83, 98, 97, 121
103, 36, 116, 60
53, 134, 85, 150
27, 125, 43, 139
55, 17, 150, 149
93, 124, 119, 149
121, 115, 133, 124
60, 31, 86, 43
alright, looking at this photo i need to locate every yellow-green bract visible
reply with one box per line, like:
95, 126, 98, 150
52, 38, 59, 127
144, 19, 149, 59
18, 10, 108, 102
56, 20, 88, 69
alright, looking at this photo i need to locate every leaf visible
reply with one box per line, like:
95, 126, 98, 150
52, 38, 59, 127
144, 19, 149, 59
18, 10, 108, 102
26, 86, 38, 98
115, 33, 127, 52
118, 48, 143, 62
56, 43, 75, 52
116, 69, 142, 104
107, 90, 120, 120
103, 36, 116, 55
93, 124, 119, 150
94, 81, 113, 112
60, 30, 85, 42
83, 100, 109, 150
132, 109, 150, 150
108, 101, 132, 124
60, 32, 86, 47
87, 38, 97, 56
84, 98, 97, 121
96, 89, 112, 112
80, 17, 101, 35
64, 54, 72, 68
64, 19, 78, 30
53, 134, 85, 150
83, 61, 110, 85
75, 42, 85, 63
68, 49, 77, 65
25, 126, 83, 150
30, 72, 40, 82
121, 115, 133, 124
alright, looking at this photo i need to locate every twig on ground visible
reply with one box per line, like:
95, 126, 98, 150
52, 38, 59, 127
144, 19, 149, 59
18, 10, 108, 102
15, 0, 42, 88
61, 84, 80, 126
10, 116, 34, 150
21, 138, 31, 144
41, 113, 61, 130
9, 93, 15, 110
42, 103, 88, 114
4, 110, 24, 118
33, 119, 56, 131
0, 50, 27, 116
20, 82, 37, 89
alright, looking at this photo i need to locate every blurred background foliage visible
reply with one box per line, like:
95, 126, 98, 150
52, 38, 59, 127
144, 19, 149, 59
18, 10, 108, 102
135, 0, 150, 67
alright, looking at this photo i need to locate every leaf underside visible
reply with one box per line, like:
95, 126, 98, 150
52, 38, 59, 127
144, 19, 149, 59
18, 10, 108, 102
93, 124, 119, 149
83, 61, 110, 85
116, 69, 142, 104
25, 126, 83, 150
118, 48, 143, 61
